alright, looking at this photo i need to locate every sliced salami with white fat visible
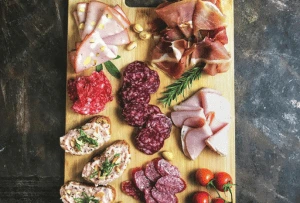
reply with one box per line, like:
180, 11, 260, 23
155, 175, 186, 194
74, 31, 117, 73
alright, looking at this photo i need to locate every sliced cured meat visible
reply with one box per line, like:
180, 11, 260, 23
121, 180, 144, 201
77, 3, 88, 24
119, 87, 150, 107
103, 29, 130, 46
113, 5, 129, 22
144, 188, 157, 203
173, 89, 202, 111
68, 51, 77, 74
146, 114, 172, 139
135, 128, 165, 155
161, 27, 185, 41
81, 1, 107, 40
200, 26, 228, 45
205, 124, 230, 156
151, 187, 178, 203
155, 0, 196, 28
190, 37, 231, 66
145, 159, 162, 182
171, 108, 205, 127
200, 89, 230, 133
122, 103, 149, 127
181, 125, 192, 158
123, 61, 160, 94
68, 71, 113, 115
154, 158, 180, 177
74, 31, 117, 73
155, 175, 186, 194
184, 123, 213, 160
183, 117, 206, 128
107, 6, 130, 28
193, 0, 226, 33
132, 167, 152, 192
147, 105, 162, 116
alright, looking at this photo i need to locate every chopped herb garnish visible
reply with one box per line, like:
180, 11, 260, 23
89, 169, 98, 179
113, 55, 121, 60
75, 129, 98, 151
73, 192, 99, 203
158, 64, 205, 107
100, 154, 120, 177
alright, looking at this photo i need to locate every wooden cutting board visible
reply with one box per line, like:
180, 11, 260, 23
65, 0, 235, 202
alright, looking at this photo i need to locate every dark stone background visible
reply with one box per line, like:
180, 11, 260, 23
0, 0, 299, 202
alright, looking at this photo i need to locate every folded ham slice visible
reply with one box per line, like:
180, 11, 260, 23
77, 3, 88, 25
73, 31, 117, 73
81, 1, 108, 40
103, 29, 130, 46
171, 108, 205, 128
205, 124, 229, 156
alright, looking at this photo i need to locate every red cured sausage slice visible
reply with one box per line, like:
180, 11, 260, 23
147, 105, 162, 116
119, 86, 150, 107
144, 188, 158, 203
154, 158, 180, 177
155, 175, 186, 194
135, 128, 165, 155
122, 103, 149, 127
146, 114, 172, 139
132, 167, 152, 192
144, 159, 162, 182
151, 187, 178, 203
121, 180, 144, 201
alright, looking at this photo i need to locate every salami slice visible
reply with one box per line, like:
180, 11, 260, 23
119, 86, 150, 106
146, 114, 172, 139
144, 188, 157, 203
151, 187, 178, 203
154, 158, 180, 177
122, 103, 149, 127
67, 79, 78, 103
155, 175, 186, 194
135, 128, 165, 155
147, 105, 162, 116
145, 159, 162, 182
121, 180, 144, 201
132, 167, 152, 192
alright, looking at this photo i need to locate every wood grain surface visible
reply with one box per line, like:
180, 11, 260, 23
65, 0, 235, 202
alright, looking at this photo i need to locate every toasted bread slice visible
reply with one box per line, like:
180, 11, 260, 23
60, 116, 111, 155
60, 181, 116, 203
82, 140, 131, 186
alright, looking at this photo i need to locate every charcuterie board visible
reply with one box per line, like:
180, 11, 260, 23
65, 0, 235, 202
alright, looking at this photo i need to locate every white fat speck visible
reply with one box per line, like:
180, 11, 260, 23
282, 113, 297, 125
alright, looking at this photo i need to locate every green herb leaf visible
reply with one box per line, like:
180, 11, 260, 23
73, 192, 99, 203
158, 64, 205, 107
100, 154, 120, 176
75, 141, 82, 151
113, 55, 121, 60
104, 61, 121, 79
95, 64, 103, 72
89, 169, 99, 179
75, 129, 98, 151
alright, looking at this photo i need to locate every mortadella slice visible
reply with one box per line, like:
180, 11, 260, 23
74, 31, 117, 73
77, 2, 88, 24
113, 5, 130, 26
205, 124, 230, 156
184, 123, 213, 160
103, 29, 130, 46
81, 1, 108, 40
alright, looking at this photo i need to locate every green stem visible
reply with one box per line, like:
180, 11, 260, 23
228, 188, 233, 203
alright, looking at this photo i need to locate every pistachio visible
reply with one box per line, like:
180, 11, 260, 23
70, 139, 75, 147
126, 41, 137, 51
139, 31, 151, 40
78, 23, 85, 30
115, 166, 121, 173
162, 151, 173, 161
66, 190, 71, 194
132, 24, 143, 33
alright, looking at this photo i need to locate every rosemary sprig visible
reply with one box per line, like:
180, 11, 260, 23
158, 64, 205, 107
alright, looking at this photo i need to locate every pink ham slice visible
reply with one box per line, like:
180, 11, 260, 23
184, 123, 213, 160
205, 124, 229, 156
171, 108, 205, 127
113, 4, 130, 25
81, 1, 108, 40
73, 31, 117, 73
183, 117, 206, 128
103, 29, 130, 46
200, 88, 231, 133
173, 90, 202, 111
193, 1, 227, 34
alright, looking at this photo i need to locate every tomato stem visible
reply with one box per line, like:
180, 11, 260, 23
228, 187, 233, 203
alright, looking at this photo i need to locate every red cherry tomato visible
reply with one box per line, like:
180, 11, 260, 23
214, 172, 233, 192
192, 191, 210, 203
212, 198, 226, 203
195, 168, 214, 186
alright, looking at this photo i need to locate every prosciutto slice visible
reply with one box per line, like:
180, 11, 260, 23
193, 0, 226, 34
73, 31, 117, 73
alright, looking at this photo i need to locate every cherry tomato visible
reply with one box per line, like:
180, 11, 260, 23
212, 198, 226, 203
214, 172, 233, 192
192, 191, 210, 203
195, 168, 214, 186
